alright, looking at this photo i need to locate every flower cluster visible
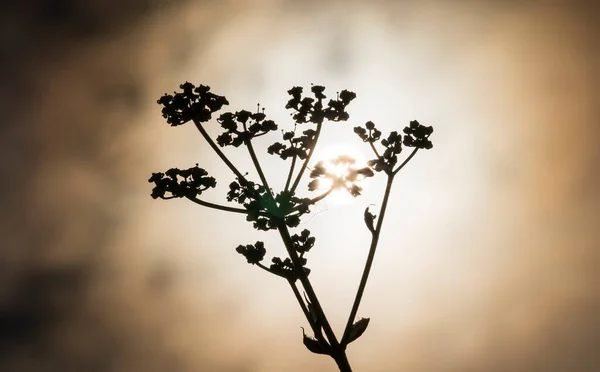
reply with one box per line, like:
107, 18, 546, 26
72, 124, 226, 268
403, 120, 433, 149
270, 256, 311, 281
291, 229, 316, 255
353, 121, 381, 143
267, 128, 317, 160
148, 165, 216, 199
236, 241, 267, 264
370, 131, 403, 171
226, 179, 311, 231
157, 82, 229, 126
354, 119, 434, 173
235, 241, 312, 282
216, 109, 278, 147
308, 155, 374, 197
285, 85, 356, 124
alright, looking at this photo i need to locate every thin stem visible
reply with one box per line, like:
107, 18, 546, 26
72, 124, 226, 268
185, 196, 248, 214
278, 226, 353, 370
192, 119, 247, 182
258, 261, 326, 343
287, 279, 328, 343
287, 279, 311, 324
290, 188, 332, 213
369, 141, 381, 159
284, 153, 297, 192
255, 262, 275, 274
341, 173, 395, 346
277, 223, 340, 349
245, 137, 273, 198
290, 122, 323, 195
393, 148, 419, 175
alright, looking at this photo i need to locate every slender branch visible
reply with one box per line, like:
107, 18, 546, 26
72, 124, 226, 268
393, 148, 419, 175
369, 141, 381, 159
290, 188, 332, 212
290, 122, 323, 195
241, 118, 274, 202
257, 262, 326, 343
341, 173, 395, 346
185, 196, 248, 214
255, 262, 273, 273
277, 222, 341, 349
287, 279, 328, 344
192, 118, 247, 182
287, 279, 311, 321
245, 137, 273, 198
284, 152, 298, 192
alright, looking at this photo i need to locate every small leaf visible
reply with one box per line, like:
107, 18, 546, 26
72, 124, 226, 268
364, 206, 376, 234
301, 327, 330, 355
303, 292, 319, 325
347, 317, 370, 344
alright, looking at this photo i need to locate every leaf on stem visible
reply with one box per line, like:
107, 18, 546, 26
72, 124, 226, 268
301, 327, 330, 355
364, 206, 376, 234
346, 317, 370, 344
303, 292, 319, 325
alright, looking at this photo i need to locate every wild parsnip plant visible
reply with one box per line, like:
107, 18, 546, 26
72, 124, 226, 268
149, 83, 433, 371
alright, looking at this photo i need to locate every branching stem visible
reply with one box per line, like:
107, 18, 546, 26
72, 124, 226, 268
192, 118, 247, 183
290, 122, 322, 195
284, 153, 297, 192
393, 148, 419, 175
185, 196, 248, 214
243, 120, 274, 198
341, 174, 395, 346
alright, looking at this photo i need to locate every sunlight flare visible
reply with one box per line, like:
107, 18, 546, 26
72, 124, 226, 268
309, 144, 371, 204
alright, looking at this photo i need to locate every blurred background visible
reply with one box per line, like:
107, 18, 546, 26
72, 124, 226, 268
1, 0, 598, 371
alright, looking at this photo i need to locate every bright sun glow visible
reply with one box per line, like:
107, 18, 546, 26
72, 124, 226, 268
310, 144, 370, 204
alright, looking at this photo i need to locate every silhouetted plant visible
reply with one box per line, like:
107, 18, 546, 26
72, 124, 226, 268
149, 82, 433, 371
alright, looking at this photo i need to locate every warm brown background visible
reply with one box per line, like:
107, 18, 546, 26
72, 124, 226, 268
1, 1, 598, 371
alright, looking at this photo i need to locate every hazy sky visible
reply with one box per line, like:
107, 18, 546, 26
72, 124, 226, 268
1, 1, 598, 371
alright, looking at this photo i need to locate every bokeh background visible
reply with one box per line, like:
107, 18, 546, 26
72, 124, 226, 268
1, 1, 598, 371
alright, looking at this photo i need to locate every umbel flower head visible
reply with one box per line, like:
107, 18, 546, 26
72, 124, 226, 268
355, 119, 434, 173
308, 154, 374, 197
148, 165, 216, 199
157, 82, 229, 126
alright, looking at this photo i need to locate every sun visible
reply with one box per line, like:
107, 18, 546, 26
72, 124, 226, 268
309, 144, 372, 204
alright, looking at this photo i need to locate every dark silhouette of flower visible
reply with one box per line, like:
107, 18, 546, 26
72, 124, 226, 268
285, 85, 356, 124
270, 256, 311, 281
236, 241, 267, 264
291, 229, 316, 254
149, 165, 216, 199
150, 83, 435, 371
157, 82, 228, 126
403, 120, 433, 149
268, 129, 317, 160
216, 108, 278, 147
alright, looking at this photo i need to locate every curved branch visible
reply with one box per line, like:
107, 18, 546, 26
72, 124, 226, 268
393, 148, 419, 175
185, 196, 248, 214
191, 118, 248, 183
